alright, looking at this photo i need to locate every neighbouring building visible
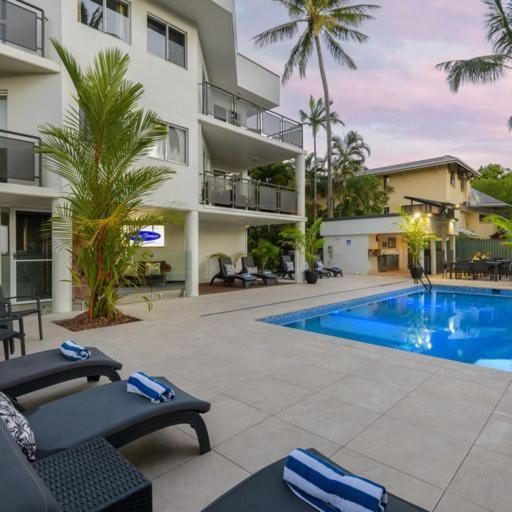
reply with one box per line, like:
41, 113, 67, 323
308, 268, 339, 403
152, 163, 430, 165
321, 156, 511, 275
0, 0, 307, 312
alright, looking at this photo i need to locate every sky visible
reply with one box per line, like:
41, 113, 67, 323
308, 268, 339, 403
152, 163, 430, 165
235, 0, 512, 170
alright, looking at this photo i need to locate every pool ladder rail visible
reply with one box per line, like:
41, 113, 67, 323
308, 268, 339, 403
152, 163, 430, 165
413, 266, 433, 292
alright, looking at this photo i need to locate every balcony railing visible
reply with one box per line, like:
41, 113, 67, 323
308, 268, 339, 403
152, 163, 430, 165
0, 0, 45, 56
200, 82, 303, 148
0, 129, 42, 186
201, 172, 298, 215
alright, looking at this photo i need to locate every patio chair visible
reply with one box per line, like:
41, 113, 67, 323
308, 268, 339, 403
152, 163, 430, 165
315, 259, 343, 277
280, 255, 295, 280
241, 255, 278, 286
209, 257, 258, 288
0, 347, 122, 403
1, 418, 151, 512
455, 260, 471, 279
202, 449, 427, 512
473, 260, 490, 280
0, 286, 44, 340
23, 376, 211, 458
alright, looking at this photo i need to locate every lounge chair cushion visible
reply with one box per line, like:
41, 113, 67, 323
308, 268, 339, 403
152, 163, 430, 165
0, 419, 60, 512
247, 266, 258, 274
0, 392, 36, 461
285, 261, 294, 271
224, 264, 236, 276
0, 347, 121, 393
202, 451, 427, 512
25, 378, 210, 458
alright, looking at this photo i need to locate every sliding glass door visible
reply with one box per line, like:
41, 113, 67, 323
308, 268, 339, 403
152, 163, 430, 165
0, 207, 10, 297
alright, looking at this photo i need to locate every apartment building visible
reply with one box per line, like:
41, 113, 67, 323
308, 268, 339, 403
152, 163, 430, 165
0, 0, 307, 313
321, 156, 510, 275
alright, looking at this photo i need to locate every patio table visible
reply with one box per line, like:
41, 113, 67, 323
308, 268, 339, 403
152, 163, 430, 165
486, 261, 501, 281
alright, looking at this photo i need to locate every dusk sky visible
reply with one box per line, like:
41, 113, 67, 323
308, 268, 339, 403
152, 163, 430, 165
235, 0, 512, 170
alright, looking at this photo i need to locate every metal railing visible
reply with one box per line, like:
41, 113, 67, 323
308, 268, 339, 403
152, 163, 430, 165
201, 171, 298, 214
200, 82, 303, 148
0, 129, 42, 186
0, 0, 45, 56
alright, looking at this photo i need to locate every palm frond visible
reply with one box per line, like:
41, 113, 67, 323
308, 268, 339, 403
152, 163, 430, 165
253, 21, 301, 47
282, 29, 314, 82
484, 0, 512, 53
322, 32, 357, 68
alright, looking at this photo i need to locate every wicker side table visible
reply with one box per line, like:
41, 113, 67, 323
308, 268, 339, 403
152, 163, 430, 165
32, 438, 152, 512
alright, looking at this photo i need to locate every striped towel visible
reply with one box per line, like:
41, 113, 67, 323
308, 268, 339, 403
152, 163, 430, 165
127, 372, 175, 404
60, 341, 91, 361
284, 449, 387, 512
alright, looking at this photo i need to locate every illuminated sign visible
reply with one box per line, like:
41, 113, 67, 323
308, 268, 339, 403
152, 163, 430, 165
131, 226, 165, 247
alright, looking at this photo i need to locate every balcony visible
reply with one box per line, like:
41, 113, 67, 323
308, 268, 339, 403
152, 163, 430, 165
0, 129, 42, 186
200, 82, 303, 149
201, 172, 298, 215
0, 0, 45, 55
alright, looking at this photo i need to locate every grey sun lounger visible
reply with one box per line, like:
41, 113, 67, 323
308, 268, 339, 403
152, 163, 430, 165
210, 257, 258, 288
202, 449, 427, 512
241, 255, 278, 286
24, 377, 211, 458
0, 347, 122, 401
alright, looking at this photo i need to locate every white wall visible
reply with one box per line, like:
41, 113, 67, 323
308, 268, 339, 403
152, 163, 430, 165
324, 234, 370, 275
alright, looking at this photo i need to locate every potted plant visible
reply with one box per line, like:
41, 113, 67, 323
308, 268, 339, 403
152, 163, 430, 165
280, 218, 324, 284
251, 239, 280, 271
399, 212, 436, 281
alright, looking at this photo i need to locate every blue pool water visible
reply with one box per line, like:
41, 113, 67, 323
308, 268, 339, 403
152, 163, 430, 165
269, 287, 512, 372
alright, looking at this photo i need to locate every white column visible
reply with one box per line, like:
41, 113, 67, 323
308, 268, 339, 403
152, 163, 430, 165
441, 234, 447, 261
295, 153, 306, 218
295, 220, 306, 284
51, 198, 73, 313
450, 235, 457, 262
185, 210, 199, 297
430, 238, 437, 275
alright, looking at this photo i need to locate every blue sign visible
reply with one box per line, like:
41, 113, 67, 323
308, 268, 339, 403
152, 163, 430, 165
346, 240, 352, 246
132, 230, 161, 242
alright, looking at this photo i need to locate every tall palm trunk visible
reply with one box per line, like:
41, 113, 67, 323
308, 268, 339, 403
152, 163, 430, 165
313, 133, 318, 219
314, 35, 333, 218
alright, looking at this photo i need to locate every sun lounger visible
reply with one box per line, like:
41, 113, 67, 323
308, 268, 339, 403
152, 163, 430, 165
241, 255, 278, 286
202, 449, 427, 512
0, 347, 122, 401
210, 257, 258, 288
24, 377, 211, 458
315, 259, 343, 277
280, 255, 295, 280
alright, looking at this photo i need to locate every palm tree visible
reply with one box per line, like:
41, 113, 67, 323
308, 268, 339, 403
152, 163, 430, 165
332, 130, 371, 187
254, 0, 378, 218
437, 0, 512, 129
40, 40, 174, 322
299, 95, 343, 218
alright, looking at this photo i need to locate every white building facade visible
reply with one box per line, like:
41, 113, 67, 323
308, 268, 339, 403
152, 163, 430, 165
0, 0, 306, 312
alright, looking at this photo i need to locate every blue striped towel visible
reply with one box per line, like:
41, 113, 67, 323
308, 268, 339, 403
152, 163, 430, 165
60, 341, 91, 361
283, 449, 387, 512
127, 372, 175, 404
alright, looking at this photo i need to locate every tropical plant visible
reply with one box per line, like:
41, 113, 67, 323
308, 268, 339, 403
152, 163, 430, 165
437, 0, 512, 129
335, 174, 392, 217
398, 212, 436, 268
249, 161, 295, 187
40, 41, 174, 321
299, 96, 343, 218
472, 163, 512, 205
485, 214, 512, 247
254, 0, 378, 218
279, 218, 324, 270
251, 239, 280, 270
332, 130, 371, 187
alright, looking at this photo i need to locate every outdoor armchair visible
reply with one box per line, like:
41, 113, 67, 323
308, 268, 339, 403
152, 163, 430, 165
0, 286, 44, 340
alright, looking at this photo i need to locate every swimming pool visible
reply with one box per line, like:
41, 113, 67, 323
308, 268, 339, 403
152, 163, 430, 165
262, 286, 512, 372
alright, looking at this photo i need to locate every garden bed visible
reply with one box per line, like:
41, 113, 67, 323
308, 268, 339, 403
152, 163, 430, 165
55, 311, 140, 332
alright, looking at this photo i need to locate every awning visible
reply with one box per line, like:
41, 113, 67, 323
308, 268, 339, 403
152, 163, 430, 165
458, 228, 482, 239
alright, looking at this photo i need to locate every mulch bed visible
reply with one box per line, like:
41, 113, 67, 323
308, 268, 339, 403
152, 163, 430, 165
54, 311, 140, 332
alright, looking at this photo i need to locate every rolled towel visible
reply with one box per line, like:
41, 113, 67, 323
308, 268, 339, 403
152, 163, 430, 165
60, 341, 91, 361
127, 372, 175, 404
284, 449, 387, 512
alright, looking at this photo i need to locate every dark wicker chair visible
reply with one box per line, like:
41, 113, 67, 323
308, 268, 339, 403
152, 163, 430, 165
0, 286, 44, 340
0, 347, 122, 402
209, 257, 258, 288
280, 255, 295, 280
202, 449, 427, 512
241, 255, 278, 286
315, 259, 343, 277
473, 260, 490, 280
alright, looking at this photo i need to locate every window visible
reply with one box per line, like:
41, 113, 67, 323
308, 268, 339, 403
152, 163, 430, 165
0, 92, 7, 130
460, 177, 465, 192
149, 123, 188, 164
479, 214, 488, 223
147, 16, 186, 68
450, 169, 456, 187
383, 175, 390, 189
79, 0, 130, 43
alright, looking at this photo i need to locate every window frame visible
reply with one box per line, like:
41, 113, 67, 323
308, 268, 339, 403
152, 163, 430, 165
146, 14, 187, 69
149, 122, 189, 166
79, 0, 132, 44
450, 169, 456, 188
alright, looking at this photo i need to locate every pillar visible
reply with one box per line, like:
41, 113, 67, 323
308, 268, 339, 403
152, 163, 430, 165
441, 234, 448, 262
51, 198, 73, 313
430, 238, 437, 275
185, 210, 199, 297
295, 154, 306, 284
450, 235, 457, 262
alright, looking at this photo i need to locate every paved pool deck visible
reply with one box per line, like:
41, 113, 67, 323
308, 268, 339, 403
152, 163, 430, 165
17, 274, 512, 512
